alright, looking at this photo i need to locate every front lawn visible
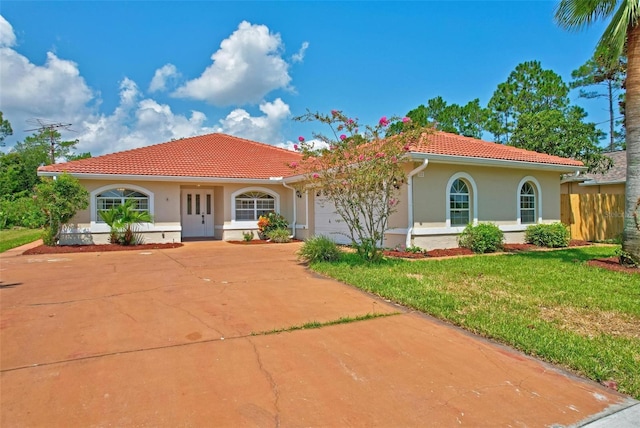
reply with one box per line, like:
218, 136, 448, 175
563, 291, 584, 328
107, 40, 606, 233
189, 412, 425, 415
309, 246, 640, 399
0, 228, 42, 253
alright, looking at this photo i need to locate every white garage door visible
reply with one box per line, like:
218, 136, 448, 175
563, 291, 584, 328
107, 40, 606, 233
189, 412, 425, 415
314, 196, 352, 245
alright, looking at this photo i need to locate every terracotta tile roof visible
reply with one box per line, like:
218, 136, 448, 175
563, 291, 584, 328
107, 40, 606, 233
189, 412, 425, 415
411, 131, 585, 167
39, 131, 584, 180
38, 133, 302, 179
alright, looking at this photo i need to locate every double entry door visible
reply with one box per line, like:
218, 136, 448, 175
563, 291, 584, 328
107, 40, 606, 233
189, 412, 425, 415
181, 190, 214, 238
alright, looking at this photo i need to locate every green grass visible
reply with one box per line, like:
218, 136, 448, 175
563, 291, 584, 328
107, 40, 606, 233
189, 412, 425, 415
251, 312, 399, 336
0, 228, 42, 253
309, 246, 640, 399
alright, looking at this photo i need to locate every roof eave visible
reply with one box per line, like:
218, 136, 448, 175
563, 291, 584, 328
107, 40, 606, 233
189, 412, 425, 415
579, 179, 626, 186
410, 153, 586, 172
37, 171, 286, 184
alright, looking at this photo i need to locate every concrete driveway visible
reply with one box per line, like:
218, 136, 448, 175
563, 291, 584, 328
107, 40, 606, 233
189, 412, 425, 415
1, 241, 636, 427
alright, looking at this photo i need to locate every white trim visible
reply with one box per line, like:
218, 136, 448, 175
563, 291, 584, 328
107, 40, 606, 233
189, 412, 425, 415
579, 179, 625, 186
410, 153, 586, 172
87, 223, 181, 233
413, 224, 528, 236
445, 172, 478, 227
386, 228, 409, 235
230, 187, 281, 222
89, 183, 155, 224
516, 176, 542, 225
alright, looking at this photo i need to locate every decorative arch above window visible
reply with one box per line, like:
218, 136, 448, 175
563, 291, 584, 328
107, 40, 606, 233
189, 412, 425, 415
445, 172, 478, 228
90, 184, 153, 223
231, 187, 280, 222
517, 177, 542, 225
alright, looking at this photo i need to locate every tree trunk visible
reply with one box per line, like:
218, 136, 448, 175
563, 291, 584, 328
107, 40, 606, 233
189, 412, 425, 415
608, 80, 615, 151
622, 23, 640, 265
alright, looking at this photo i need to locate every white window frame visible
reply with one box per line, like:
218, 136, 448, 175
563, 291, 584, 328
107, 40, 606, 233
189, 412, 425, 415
445, 172, 478, 229
517, 176, 542, 225
230, 187, 280, 227
90, 184, 154, 232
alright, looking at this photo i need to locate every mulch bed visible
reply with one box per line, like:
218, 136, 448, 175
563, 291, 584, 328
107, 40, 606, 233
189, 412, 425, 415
383, 240, 638, 275
23, 243, 183, 255
587, 257, 640, 275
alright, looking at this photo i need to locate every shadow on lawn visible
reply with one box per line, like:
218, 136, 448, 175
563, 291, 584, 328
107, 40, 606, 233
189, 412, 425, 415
509, 247, 616, 264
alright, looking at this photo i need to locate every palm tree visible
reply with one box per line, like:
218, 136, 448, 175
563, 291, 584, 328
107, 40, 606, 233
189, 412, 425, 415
555, 0, 639, 265
98, 200, 153, 245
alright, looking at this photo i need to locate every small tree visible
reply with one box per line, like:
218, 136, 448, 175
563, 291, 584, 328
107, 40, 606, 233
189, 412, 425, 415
34, 173, 89, 246
293, 110, 428, 261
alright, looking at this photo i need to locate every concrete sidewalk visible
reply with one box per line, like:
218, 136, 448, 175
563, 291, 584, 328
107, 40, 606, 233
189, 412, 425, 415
1, 241, 636, 426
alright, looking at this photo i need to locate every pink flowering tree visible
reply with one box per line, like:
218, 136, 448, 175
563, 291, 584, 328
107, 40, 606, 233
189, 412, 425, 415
292, 110, 430, 261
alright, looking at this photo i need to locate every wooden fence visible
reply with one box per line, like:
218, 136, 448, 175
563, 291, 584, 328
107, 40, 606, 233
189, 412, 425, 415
560, 194, 624, 241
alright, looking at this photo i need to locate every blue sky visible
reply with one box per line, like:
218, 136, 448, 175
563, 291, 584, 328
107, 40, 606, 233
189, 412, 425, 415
0, 1, 609, 156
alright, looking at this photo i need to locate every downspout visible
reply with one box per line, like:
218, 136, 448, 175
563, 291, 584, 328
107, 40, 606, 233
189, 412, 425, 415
282, 181, 297, 239
405, 159, 429, 248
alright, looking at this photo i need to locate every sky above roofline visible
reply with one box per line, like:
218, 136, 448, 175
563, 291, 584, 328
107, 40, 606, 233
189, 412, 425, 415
0, 1, 608, 157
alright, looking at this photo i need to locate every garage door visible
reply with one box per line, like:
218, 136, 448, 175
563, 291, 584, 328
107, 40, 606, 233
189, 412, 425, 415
314, 196, 352, 244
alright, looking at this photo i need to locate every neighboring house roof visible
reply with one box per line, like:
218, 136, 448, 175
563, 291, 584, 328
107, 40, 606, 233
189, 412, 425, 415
562, 150, 626, 185
38, 131, 585, 180
411, 132, 585, 167
38, 133, 302, 179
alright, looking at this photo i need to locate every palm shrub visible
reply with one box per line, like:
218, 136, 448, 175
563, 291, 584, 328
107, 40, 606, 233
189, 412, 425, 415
99, 199, 153, 245
525, 223, 570, 248
458, 223, 504, 253
298, 235, 342, 263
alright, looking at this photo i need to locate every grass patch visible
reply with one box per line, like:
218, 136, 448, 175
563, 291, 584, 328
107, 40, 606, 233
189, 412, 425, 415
309, 246, 640, 399
251, 312, 399, 336
0, 228, 42, 253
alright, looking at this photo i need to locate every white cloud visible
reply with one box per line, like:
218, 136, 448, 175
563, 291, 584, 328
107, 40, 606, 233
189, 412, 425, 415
0, 20, 95, 132
292, 41, 309, 63
148, 63, 179, 93
0, 15, 16, 48
0, 16, 296, 157
77, 78, 215, 154
214, 98, 291, 144
173, 21, 292, 106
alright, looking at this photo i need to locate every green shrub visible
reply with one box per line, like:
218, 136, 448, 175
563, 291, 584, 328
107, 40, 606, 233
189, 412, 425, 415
242, 231, 254, 242
258, 212, 289, 239
41, 226, 57, 246
267, 228, 291, 243
525, 223, 570, 248
298, 235, 342, 263
458, 223, 504, 254
0, 196, 47, 229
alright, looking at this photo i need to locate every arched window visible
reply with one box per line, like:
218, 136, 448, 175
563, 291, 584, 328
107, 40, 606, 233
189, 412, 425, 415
519, 182, 536, 224
96, 188, 149, 222
449, 179, 470, 226
234, 191, 275, 221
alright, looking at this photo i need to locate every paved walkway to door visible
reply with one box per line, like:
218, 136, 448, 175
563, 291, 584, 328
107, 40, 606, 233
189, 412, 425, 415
1, 241, 636, 426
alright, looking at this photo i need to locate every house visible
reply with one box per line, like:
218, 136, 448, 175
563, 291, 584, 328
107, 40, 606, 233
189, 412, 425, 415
38, 132, 585, 249
561, 150, 626, 195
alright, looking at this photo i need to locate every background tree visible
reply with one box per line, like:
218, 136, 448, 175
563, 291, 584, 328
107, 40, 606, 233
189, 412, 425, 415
556, 0, 640, 265
487, 60, 570, 144
511, 106, 611, 172
294, 110, 427, 261
389, 97, 488, 139
0, 112, 13, 147
34, 173, 89, 245
571, 46, 627, 151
